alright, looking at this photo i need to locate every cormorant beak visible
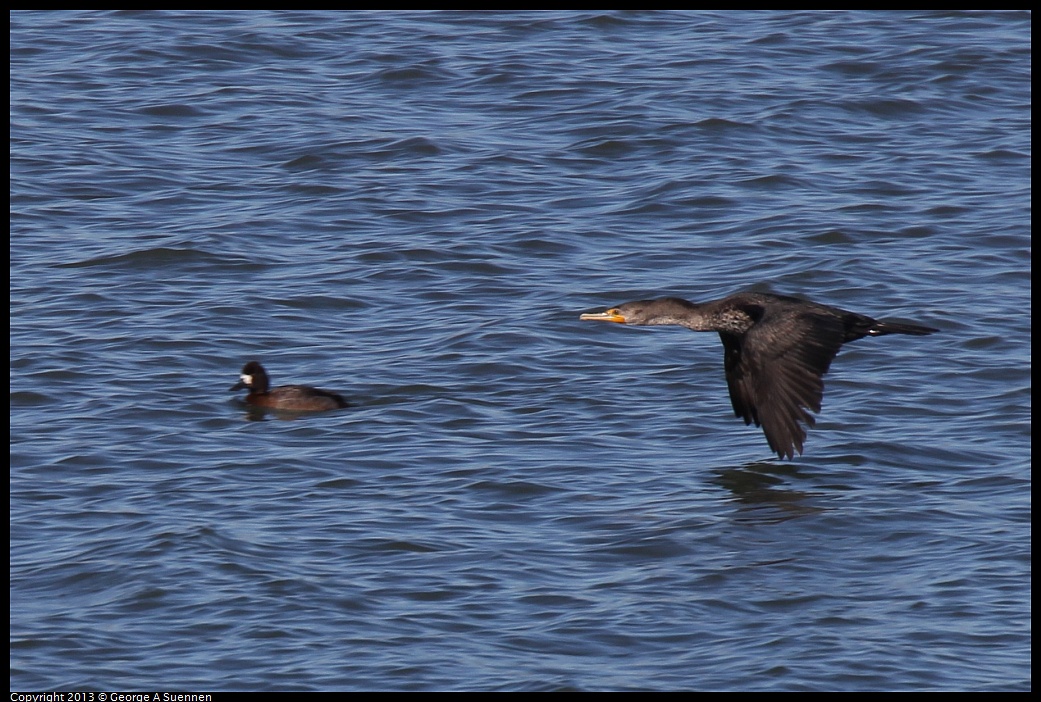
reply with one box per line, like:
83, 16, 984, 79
580, 308, 627, 324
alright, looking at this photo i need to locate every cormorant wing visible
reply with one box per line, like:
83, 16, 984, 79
720, 306, 846, 459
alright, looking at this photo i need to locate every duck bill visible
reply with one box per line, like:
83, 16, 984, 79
579, 310, 627, 324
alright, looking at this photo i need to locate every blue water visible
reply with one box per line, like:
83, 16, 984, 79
10, 10, 1030, 691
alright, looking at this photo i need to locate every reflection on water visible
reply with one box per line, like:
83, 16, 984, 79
713, 462, 828, 523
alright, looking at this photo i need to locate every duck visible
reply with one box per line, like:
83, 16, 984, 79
229, 361, 348, 411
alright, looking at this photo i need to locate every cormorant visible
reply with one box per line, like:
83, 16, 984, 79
580, 292, 937, 459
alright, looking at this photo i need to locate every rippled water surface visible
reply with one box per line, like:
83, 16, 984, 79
11, 10, 1030, 691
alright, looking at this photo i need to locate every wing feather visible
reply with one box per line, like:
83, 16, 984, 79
721, 309, 845, 459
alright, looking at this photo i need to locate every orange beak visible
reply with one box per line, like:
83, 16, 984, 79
579, 309, 627, 324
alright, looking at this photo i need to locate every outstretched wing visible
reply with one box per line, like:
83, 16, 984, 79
720, 307, 846, 459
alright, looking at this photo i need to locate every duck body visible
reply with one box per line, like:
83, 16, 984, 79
230, 361, 348, 412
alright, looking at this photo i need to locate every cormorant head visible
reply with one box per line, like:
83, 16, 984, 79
580, 298, 697, 326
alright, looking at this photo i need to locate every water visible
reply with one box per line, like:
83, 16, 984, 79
10, 10, 1030, 691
